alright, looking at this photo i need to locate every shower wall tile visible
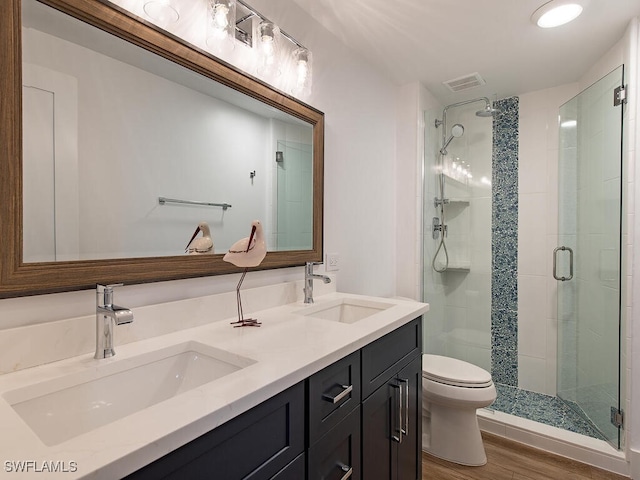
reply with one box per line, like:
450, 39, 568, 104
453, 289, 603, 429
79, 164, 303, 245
519, 146, 548, 194
492, 96, 519, 386
492, 308, 518, 346
545, 316, 558, 394
518, 194, 548, 276
519, 355, 547, 393
545, 150, 559, 237
518, 275, 547, 359
492, 346, 518, 385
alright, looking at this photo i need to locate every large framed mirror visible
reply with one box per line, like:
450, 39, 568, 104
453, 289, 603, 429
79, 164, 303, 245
0, 0, 324, 298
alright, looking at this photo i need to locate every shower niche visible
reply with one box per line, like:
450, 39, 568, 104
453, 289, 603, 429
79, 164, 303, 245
436, 175, 471, 272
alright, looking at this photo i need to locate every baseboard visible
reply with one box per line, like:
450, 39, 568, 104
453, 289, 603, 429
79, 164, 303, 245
478, 409, 630, 477
631, 448, 640, 479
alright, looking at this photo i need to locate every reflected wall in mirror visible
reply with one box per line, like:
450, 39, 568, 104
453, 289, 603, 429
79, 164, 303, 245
0, 0, 324, 298
22, 0, 313, 261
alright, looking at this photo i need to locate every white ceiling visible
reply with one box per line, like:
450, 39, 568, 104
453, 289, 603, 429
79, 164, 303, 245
291, 0, 640, 104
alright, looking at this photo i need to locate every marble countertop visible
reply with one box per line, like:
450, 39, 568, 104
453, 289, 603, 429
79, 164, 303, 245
0, 291, 428, 479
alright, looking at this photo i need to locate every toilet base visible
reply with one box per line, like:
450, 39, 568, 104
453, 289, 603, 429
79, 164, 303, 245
422, 401, 487, 466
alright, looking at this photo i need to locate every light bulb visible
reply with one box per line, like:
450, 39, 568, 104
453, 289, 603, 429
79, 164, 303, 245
206, 0, 235, 54
213, 4, 229, 29
143, 0, 179, 24
261, 37, 274, 57
297, 59, 308, 85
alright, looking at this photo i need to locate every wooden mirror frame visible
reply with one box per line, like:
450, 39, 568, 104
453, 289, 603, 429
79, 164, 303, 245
0, 0, 324, 298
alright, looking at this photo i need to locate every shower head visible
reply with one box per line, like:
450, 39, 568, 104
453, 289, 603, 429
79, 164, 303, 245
440, 123, 464, 155
476, 103, 501, 117
450, 123, 464, 138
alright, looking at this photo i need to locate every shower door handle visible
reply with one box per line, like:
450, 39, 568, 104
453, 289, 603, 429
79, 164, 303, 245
553, 246, 573, 281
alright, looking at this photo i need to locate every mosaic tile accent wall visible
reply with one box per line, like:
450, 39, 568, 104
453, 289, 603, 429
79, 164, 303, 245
491, 97, 519, 386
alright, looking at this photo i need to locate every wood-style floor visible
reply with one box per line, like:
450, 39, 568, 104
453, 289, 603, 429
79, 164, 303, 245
421, 432, 628, 480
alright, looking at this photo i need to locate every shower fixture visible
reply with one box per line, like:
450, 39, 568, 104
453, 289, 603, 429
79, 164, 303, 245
476, 104, 502, 117
434, 97, 500, 129
432, 96, 499, 273
440, 123, 464, 155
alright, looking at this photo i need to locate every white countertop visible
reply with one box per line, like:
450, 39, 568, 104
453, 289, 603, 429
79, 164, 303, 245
0, 291, 428, 479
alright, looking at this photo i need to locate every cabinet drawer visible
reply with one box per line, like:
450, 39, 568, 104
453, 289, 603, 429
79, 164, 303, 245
308, 405, 361, 480
125, 382, 305, 480
361, 318, 421, 399
309, 350, 361, 443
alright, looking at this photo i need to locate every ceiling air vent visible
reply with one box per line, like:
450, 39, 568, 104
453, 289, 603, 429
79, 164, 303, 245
443, 72, 486, 92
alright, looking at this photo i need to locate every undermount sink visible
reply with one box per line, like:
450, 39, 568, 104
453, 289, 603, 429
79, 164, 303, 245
3, 341, 255, 446
295, 298, 394, 324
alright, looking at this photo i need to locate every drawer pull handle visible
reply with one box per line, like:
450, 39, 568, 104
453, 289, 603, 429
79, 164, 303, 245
337, 463, 353, 480
323, 384, 353, 404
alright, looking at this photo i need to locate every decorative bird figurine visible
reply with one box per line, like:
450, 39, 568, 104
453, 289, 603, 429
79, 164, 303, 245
185, 221, 214, 254
223, 220, 266, 327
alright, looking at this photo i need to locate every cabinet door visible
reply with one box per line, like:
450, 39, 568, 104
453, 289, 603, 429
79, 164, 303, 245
396, 355, 422, 480
362, 354, 422, 480
125, 382, 305, 480
362, 382, 396, 480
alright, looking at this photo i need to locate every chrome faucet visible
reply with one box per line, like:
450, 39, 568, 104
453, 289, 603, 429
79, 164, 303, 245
304, 262, 331, 304
94, 283, 134, 359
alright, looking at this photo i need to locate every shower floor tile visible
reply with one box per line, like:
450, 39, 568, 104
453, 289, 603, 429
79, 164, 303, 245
490, 383, 606, 440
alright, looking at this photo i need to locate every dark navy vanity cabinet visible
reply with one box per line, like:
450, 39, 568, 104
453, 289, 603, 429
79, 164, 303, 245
126, 318, 422, 480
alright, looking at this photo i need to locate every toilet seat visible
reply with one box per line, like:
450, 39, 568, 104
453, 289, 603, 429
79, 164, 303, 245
422, 354, 493, 388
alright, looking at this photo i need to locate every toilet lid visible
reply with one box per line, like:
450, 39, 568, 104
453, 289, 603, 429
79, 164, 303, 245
422, 354, 493, 388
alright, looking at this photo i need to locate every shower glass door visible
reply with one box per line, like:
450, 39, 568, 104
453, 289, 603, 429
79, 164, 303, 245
275, 140, 313, 251
556, 66, 624, 448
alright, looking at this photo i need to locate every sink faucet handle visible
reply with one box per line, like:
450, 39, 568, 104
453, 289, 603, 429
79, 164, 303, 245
96, 283, 125, 306
97, 283, 124, 291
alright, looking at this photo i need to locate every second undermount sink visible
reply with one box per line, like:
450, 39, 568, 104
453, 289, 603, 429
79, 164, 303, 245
3, 341, 255, 446
295, 297, 394, 324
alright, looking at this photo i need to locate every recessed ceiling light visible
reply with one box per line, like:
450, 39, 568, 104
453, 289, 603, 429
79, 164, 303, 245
531, 0, 587, 28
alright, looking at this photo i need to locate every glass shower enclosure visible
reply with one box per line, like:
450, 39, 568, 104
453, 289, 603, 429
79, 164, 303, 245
556, 66, 624, 448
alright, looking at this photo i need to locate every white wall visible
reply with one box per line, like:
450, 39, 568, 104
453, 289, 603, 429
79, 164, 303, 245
395, 83, 440, 301
247, 0, 399, 297
625, 16, 640, 479
23, 27, 274, 258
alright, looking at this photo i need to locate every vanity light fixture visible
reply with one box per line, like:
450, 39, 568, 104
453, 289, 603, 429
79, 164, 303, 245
143, 0, 179, 24
234, 0, 313, 94
531, 0, 588, 28
256, 21, 281, 76
206, 0, 236, 53
292, 46, 312, 95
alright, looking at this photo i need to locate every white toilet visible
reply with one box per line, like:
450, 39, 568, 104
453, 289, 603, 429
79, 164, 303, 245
421, 354, 497, 466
